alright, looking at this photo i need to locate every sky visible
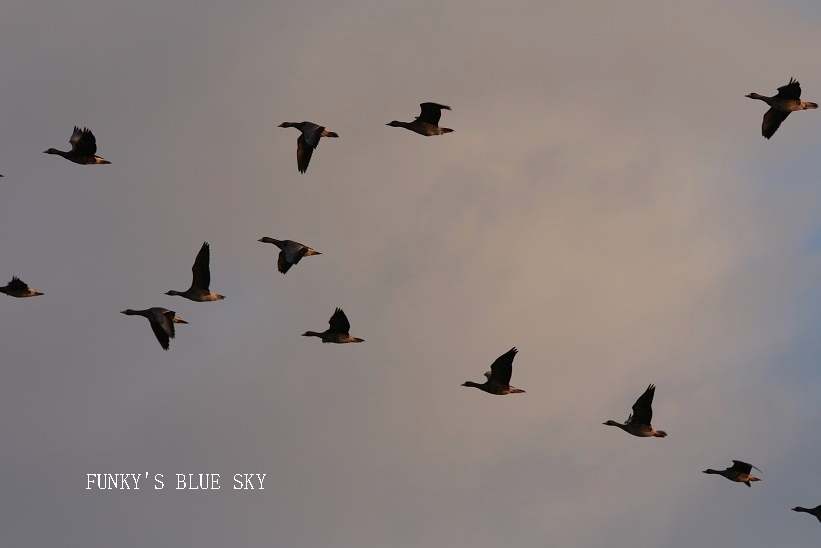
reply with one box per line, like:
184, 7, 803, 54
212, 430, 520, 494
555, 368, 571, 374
1, 0, 821, 546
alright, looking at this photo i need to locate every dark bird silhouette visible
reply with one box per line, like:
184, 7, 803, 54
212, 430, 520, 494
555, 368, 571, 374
0, 276, 43, 298
120, 308, 188, 350
258, 237, 321, 274
387, 102, 453, 136
278, 121, 338, 173
603, 384, 667, 437
165, 242, 225, 301
746, 78, 818, 139
44, 126, 111, 164
461, 347, 525, 395
703, 460, 761, 487
302, 308, 364, 343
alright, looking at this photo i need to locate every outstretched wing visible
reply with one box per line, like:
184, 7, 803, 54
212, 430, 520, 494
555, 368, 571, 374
489, 347, 517, 386
191, 242, 212, 290
630, 384, 656, 425
328, 308, 351, 334
762, 107, 791, 139
70, 126, 98, 156
775, 78, 802, 101
417, 103, 450, 125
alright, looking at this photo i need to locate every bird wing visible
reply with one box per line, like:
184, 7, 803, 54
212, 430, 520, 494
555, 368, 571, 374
730, 460, 760, 474
630, 384, 656, 425
284, 241, 308, 263
328, 308, 351, 334
300, 123, 324, 149
149, 311, 176, 350
489, 347, 517, 386
191, 242, 211, 290
775, 78, 802, 100
277, 250, 294, 274
418, 103, 450, 125
70, 126, 98, 156
296, 135, 314, 174
7, 276, 29, 292
762, 107, 791, 139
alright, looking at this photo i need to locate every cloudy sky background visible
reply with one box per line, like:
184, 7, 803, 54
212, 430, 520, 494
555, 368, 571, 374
2, 0, 821, 546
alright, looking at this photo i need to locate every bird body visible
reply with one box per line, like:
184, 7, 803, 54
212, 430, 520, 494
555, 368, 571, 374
0, 276, 43, 298
120, 308, 188, 350
703, 460, 761, 487
462, 347, 525, 395
302, 308, 363, 343
258, 237, 321, 274
746, 78, 817, 138
387, 102, 453, 136
278, 121, 338, 173
44, 126, 111, 164
603, 384, 667, 437
165, 242, 225, 302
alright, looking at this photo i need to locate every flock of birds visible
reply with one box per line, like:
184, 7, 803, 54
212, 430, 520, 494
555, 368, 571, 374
3, 81, 821, 529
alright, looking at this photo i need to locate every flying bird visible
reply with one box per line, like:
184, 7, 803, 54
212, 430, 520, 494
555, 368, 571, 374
302, 308, 364, 343
120, 308, 188, 350
44, 126, 111, 164
387, 102, 453, 136
792, 505, 821, 524
746, 78, 818, 139
703, 460, 762, 487
0, 276, 43, 298
258, 237, 321, 274
461, 347, 525, 395
278, 121, 338, 173
603, 384, 667, 437
165, 242, 225, 302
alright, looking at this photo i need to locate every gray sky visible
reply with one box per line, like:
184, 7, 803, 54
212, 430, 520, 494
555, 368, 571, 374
2, 0, 821, 546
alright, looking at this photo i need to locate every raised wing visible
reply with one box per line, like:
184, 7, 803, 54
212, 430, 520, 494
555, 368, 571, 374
7, 276, 29, 292
762, 107, 791, 139
630, 384, 656, 426
418, 103, 450, 125
730, 460, 760, 474
775, 78, 802, 101
328, 307, 351, 334
489, 347, 517, 386
70, 126, 98, 156
191, 242, 212, 290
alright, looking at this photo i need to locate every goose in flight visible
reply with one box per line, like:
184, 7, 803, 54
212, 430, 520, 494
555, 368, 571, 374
746, 78, 817, 139
258, 237, 321, 274
703, 460, 762, 487
603, 384, 667, 437
792, 505, 821, 523
461, 347, 525, 395
387, 102, 453, 136
44, 126, 111, 164
165, 242, 225, 302
302, 308, 364, 343
120, 308, 188, 350
278, 121, 338, 173
0, 276, 43, 298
